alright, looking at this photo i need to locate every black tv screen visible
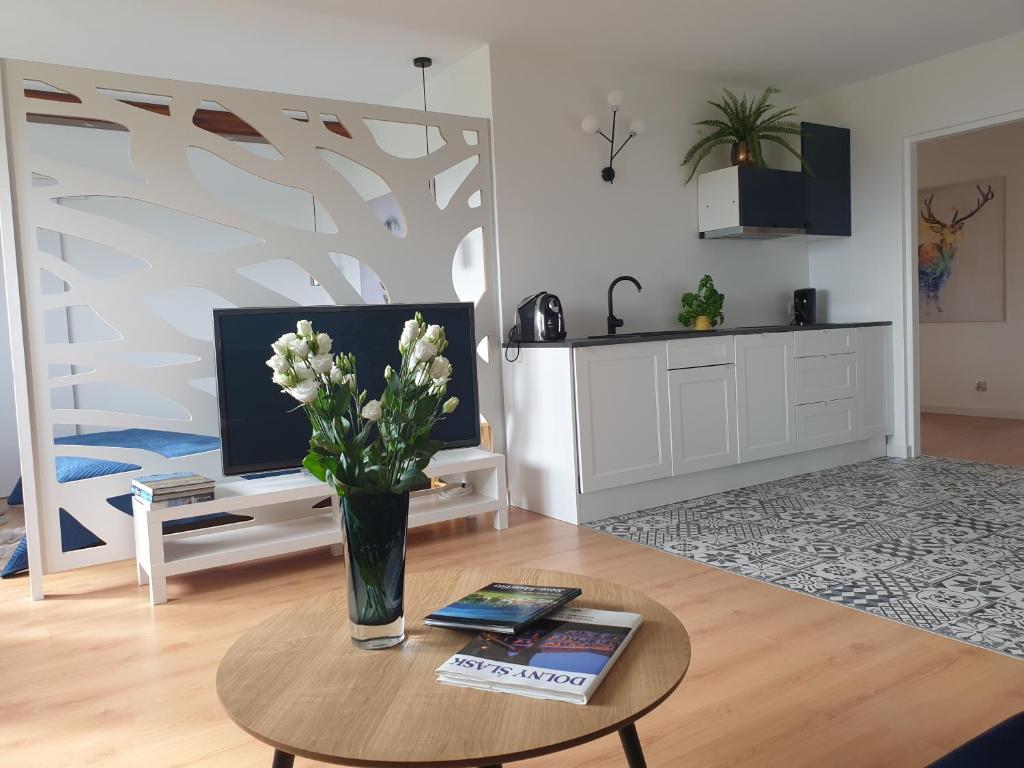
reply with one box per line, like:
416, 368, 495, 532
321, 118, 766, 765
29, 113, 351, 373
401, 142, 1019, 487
213, 303, 480, 475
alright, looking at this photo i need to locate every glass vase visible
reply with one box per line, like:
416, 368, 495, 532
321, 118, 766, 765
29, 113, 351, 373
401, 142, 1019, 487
342, 491, 409, 649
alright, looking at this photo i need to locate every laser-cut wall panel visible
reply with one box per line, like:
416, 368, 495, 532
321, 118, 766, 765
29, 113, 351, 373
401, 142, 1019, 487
1, 60, 503, 575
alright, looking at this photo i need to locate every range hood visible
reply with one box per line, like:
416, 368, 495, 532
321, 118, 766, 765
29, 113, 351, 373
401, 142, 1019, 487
697, 123, 850, 241
700, 225, 805, 240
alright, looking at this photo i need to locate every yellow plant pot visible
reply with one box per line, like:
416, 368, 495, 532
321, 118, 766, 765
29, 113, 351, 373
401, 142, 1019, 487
693, 315, 712, 331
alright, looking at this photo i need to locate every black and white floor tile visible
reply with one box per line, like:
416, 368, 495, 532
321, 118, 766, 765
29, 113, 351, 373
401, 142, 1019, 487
587, 456, 1024, 660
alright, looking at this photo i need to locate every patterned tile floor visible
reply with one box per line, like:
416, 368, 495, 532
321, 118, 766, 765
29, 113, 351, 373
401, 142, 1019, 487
588, 456, 1024, 659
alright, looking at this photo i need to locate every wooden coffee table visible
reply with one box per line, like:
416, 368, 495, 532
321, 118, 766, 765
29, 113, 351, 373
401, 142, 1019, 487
217, 567, 691, 767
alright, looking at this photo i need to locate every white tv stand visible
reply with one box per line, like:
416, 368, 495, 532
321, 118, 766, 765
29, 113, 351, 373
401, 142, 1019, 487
133, 447, 508, 605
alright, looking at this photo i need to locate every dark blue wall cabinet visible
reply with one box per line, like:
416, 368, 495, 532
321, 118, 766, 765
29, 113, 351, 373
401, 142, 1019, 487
738, 166, 804, 229
801, 122, 851, 236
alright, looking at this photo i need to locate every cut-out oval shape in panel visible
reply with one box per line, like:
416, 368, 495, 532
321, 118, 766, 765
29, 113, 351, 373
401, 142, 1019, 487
463, 130, 479, 146
363, 119, 445, 158
187, 146, 337, 233
193, 100, 268, 144
317, 148, 407, 238
434, 155, 479, 211
96, 87, 171, 113
55, 195, 262, 250
476, 335, 490, 363
23, 79, 81, 103
189, 377, 218, 397
236, 259, 331, 305
468, 190, 482, 209
32, 172, 59, 187
320, 113, 351, 139
50, 382, 191, 421
39, 267, 70, 295
452, 227, 485, 304
328, 252, 389, 304
142, 286, 237, 342
37, 229, 150, 279
44, 305, 121, 344
27, 120, 145, 183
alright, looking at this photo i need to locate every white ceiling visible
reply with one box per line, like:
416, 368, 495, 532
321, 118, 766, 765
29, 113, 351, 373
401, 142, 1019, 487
303, 0, 1024, 94
2, 0, 1022, 101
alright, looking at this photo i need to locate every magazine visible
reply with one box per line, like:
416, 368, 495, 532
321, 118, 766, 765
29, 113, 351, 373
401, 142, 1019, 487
435, 606, 642, 704
424, 582, 582, 634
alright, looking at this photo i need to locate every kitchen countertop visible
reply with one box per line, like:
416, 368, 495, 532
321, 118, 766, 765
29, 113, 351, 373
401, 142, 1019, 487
502, 321, 892, 349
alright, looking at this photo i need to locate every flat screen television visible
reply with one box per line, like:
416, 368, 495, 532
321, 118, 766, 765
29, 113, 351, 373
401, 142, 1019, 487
213, 303, 480, 475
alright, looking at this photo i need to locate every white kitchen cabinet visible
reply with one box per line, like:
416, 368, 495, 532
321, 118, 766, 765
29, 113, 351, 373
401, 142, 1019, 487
796, 397, 859, 451
858, 326, 894, 438
794, 353, 857, 405
573, 342, 672, 493
735, 333, 796, 462
794, 327, 857, 357
667, 365, 738, 475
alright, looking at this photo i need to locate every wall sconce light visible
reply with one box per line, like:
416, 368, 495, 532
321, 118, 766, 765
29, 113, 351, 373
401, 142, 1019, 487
581, 90, 645, 184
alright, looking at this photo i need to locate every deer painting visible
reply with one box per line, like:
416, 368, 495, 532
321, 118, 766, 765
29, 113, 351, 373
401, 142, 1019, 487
918, 183, 995, 314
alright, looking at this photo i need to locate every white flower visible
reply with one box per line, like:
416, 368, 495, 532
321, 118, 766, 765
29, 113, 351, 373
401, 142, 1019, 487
442, 396, 459, 414
361, 399, 382, 422
294, 364, 315, 380
315, 333, 332, 354
272, 332, 296, 355
310, 353, 333, 375
412, 338, 437, 363
414, 366, 430, 387
272, 371, 291, 387
424, 324, 441, 343
399, 318, 421, 351
329, 365, 343, 384
288, 337, 310, 357
287, 379, 320, 403
428, 355, 451, 382
384, 364, 394, 380
296, 319, 313, 337
266, 354, 289, 373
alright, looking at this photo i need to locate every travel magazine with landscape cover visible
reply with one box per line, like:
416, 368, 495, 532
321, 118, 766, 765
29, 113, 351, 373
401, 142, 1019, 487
424, 582, 582, 634
435, 606, 642, 704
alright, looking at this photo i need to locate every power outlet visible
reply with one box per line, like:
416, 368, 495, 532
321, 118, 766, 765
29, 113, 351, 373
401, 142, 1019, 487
975, 381, 988, 392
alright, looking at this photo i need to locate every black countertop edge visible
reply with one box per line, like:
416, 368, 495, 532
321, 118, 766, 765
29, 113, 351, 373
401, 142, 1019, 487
501, 321, 893, 349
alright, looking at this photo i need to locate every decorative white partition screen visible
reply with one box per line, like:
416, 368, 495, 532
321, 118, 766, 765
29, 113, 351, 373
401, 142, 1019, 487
0, 59, 503, 595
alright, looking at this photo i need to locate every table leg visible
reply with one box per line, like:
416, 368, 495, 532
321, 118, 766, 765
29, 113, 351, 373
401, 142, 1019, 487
619, 723, 647, 768
271, 749, 294, 768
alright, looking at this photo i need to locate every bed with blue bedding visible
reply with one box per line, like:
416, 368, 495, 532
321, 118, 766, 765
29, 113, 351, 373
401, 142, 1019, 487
2, 428, 223, 577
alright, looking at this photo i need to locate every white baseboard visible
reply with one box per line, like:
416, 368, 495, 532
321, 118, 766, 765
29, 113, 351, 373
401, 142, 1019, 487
921, 404, 1024, 421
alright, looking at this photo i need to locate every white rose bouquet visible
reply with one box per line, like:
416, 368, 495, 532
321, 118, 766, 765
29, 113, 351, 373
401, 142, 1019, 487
267, 313, 459, 496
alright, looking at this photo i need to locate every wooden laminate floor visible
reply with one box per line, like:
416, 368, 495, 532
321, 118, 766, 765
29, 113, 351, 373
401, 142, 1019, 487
3, 508, 1023, 768
922, 412, 1024, 466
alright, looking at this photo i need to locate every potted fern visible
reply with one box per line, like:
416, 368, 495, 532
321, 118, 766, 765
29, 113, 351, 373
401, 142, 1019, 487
678, 275, 725, 331
682, 86, 808, 183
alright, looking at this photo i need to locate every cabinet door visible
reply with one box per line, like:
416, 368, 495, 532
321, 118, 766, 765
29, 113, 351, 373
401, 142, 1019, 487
858, 326, 894, 438
735, 333, 796, 462
796, 397, 859, 451
574, 342, 672, 493
668, 365, 738, 475
794, 353, 857, 405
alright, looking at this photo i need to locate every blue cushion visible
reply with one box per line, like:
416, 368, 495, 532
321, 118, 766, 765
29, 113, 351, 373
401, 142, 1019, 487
1, 508, 105, 578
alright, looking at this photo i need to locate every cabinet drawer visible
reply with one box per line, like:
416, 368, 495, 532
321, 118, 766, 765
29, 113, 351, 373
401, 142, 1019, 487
794, 353, 857, 405
667, 336, 734, 369
794, 328, 856, 357
795, 397, 858, 451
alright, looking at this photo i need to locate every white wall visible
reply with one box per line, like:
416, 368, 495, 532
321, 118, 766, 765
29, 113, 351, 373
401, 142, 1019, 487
803, 30, 1024, 453
487, 43, 809, 339
917, 120, 1024, 419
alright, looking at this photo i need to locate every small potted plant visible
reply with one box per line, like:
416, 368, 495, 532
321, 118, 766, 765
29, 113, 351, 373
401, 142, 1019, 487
678, 275, 725, 331
681, 86, 808, 183
267, 314, 459, 650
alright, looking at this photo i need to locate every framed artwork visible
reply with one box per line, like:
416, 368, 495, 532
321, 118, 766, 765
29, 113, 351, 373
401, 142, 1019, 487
917, 176, 1005, 322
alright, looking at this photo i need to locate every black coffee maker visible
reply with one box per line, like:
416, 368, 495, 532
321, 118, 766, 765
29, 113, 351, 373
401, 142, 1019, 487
792, 288, 817, 326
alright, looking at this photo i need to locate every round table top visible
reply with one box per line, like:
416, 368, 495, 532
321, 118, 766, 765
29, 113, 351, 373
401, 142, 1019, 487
217, 567, 691, 767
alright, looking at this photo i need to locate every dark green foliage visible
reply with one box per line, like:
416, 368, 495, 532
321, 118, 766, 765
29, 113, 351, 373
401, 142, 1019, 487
678, 274, 725, 328
681, 86, 809, 183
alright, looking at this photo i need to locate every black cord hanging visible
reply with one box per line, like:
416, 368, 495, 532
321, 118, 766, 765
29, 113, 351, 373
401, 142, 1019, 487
413, 56, 436, 200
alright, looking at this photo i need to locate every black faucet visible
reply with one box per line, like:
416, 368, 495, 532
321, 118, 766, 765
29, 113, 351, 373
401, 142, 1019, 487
607, 275, 642, 335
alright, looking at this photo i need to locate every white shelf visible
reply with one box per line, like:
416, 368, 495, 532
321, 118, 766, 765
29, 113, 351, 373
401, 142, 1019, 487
410, 490, 503, 528
162, 513, 340, 576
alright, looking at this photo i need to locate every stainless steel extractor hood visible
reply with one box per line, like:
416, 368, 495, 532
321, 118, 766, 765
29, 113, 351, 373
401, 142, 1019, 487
699, 225, 806, 240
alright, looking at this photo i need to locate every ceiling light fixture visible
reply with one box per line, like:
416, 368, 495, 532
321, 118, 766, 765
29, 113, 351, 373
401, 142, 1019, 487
581, 90, 645, 184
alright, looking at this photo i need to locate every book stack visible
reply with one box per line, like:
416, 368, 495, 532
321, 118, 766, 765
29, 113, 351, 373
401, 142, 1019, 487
131, 472, 215, 510
428, 582, 642, 705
